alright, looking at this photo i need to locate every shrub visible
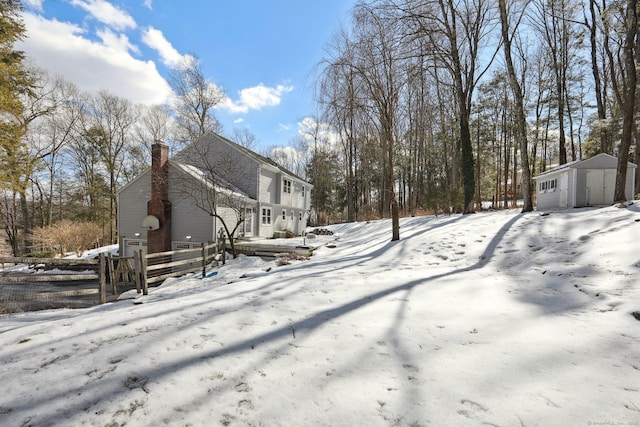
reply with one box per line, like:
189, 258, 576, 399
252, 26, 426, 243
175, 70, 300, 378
31, 220, 102, 257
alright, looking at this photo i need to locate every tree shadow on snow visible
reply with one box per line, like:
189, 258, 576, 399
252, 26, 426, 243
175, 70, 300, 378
1, 211, 604, 425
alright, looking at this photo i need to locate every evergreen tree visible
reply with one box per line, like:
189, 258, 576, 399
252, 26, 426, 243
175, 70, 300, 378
0, 0, 32, 188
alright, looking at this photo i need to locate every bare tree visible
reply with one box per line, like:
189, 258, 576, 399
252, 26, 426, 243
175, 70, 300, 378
32, 77, 85, 226
133, 104, 172, 159
230, 127, 258, 150
402, 0, 499, 213
317, 26, 365, 222
499, 0, 534, 212
611, 0, 637, 202
11, 65, 62, 253
169, 57, 224, 148
0, 192, 20, 256
174, 137, 256, 257
120, 103, 174, 184
267, 145, 307, 178
80, 91, 138, 243
347, 2, 404, 240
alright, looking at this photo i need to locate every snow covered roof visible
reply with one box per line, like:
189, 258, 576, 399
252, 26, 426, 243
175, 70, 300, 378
170, 160, 253, 201
533, 152, 637, 179
175, 131, 311, 186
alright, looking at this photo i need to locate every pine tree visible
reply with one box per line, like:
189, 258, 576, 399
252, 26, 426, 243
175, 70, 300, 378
0, 0, 33, 188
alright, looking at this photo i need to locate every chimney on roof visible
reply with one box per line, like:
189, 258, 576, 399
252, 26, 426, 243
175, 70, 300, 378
147, 142, 171, 254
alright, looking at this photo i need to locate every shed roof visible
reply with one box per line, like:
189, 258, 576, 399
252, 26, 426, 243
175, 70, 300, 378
534, 153, 636, 179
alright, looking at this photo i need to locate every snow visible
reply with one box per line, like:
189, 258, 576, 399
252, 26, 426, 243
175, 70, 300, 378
1, 204, 639, 426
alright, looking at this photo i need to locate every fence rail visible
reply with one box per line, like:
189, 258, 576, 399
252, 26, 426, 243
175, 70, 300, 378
0, 254, 108, 313
132, 241, 222, 295
1, 241, 224, 313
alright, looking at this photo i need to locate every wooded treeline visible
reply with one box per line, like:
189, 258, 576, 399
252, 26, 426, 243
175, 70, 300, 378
1, 0, 638, 254
0, 1, 241, 255
309, 0, 639, 233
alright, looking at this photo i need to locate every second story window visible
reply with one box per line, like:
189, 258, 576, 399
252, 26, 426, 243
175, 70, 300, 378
302, 186, 305, 197
283, 178, 291, 194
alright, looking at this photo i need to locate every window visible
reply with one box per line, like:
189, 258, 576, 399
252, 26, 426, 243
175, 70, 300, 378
283, 179, 292, 194
301, 186, 305, 197
282, 209, 286, 220
262, 208, 272, 225
290, 210, 294, 221
539, 178, 558, 193
299, 211, 303, 221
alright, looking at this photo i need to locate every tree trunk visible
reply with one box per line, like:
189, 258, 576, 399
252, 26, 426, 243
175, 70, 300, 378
499, 0, 534, 212
588, 0, 610, 154
614, 0, 638, 202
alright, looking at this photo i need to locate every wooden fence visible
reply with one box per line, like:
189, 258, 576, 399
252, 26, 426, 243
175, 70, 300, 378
0, 241, 223, 313
119, 241, 222, 296
0, 254, 108, 313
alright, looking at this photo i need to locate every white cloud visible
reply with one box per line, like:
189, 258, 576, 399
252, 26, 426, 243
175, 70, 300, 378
70, 0, 136, 31
23, 0, 44, 11
97, 27, 139, 54
141, 27, 192, 68
18, 12, 172, 105
220, 83, 294, 114
297, 116, 340, 149
143, 0, 153, 10
233, 118, 244, 124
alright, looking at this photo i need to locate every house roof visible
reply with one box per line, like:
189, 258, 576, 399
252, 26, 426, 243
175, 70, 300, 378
533, 153, 637, 179
177, 131, 312, 186
170, 160, 253, 201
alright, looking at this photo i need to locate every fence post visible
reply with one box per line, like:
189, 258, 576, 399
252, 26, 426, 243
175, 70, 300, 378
99, 253, 106, 304
107, 253, 116, 294
140, 250, 148, 295
133, 250, 142, 294
201, 242, 206, 278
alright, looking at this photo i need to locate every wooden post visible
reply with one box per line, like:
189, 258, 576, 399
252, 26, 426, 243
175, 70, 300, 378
107, 253, 116, 294
201, 242, 206, 278
140, 249, 148, 295
99, 253, 106, 304
133, 250, 142, 294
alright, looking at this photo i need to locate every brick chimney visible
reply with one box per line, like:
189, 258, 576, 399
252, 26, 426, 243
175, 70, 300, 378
147, 142, 172, 254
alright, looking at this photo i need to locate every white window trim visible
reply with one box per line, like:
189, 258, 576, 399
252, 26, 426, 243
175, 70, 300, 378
283, 178, 292, 194
262, 207, 272, 225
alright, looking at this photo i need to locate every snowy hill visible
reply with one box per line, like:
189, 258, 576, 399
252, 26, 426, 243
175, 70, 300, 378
1, 204, 639, 426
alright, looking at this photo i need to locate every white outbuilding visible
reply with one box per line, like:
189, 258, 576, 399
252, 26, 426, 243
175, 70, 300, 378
534, 153, 636, 210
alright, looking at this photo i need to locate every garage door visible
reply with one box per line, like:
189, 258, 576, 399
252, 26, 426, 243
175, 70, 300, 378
585, 169, 615, 205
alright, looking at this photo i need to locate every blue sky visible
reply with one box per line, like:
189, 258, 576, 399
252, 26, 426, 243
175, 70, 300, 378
18, 0, 355, 150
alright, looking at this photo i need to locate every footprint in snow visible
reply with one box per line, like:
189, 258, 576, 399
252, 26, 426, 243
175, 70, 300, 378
234, 382, 251, 392
458, 399, 490, 421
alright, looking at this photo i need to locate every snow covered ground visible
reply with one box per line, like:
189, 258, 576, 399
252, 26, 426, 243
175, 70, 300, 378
1, 204, 639, 426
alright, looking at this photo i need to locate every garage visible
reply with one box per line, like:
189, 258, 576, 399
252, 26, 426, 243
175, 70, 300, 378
534, 153, 636, 210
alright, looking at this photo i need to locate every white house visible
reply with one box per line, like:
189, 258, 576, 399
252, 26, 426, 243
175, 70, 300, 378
117, 132, 312, 256
534, 153, 636, 210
